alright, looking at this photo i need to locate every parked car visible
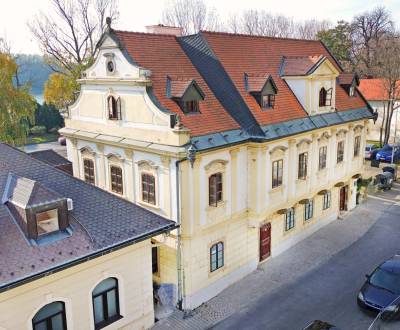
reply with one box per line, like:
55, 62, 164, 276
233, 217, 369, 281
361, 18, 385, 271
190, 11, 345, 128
357, 255, 400, 316
375, 144, 400, 162
365, 144, 378, 160
302, 320, 341, 330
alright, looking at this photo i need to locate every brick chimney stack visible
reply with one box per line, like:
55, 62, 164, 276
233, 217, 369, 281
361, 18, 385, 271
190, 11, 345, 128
145, 24, 183, 36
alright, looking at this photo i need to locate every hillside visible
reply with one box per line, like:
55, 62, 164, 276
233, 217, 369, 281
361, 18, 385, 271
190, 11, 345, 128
15, 54, 52, 97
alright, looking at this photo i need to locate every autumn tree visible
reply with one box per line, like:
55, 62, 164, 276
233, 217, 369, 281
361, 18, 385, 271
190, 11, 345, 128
29, 0, 119, 108
0, 53, 35, 145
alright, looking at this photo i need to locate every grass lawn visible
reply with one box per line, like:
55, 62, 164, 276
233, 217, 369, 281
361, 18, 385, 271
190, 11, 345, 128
26, 133, 59, 145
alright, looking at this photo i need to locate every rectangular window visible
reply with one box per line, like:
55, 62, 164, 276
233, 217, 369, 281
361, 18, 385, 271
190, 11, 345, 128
36, 209, 59, 236
142, 173, 156, 205
210, 242, 224, 272
184, 100, 200, 113
337, 141, 344, 163
319, 146, 327, 170
261, 94, 275, 108
110, 166, 123, 195
323, 191, 331, 210
298, 152, 308, 179
152, 246, 159, 274
84, 159, 95, 184
272, 159, 283, 188
304, 200, 314, 221
285, 208, 295, 231
209, 173, 223, 206
354, 136, 361, 157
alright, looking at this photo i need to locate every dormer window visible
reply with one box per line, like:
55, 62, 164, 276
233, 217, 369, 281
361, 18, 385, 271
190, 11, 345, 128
319, 87, 332, 107
262, 94, 275, 109
107, 95, 121, 120
338, 72, 359, 97
36, 209, 59, 236
245, 74, 278, 110
167, 77, 205, 115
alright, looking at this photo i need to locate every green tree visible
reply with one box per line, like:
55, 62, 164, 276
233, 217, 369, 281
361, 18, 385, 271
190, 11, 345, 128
44, 72, 78, 110
317, 21, 352, 70
0, 53, 35, 145
34, 102, 64, 132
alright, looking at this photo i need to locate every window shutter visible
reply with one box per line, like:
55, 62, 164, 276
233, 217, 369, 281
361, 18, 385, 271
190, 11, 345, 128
116, 97, 122, 120
108, 96, 113, 118
326, 88, 333, 106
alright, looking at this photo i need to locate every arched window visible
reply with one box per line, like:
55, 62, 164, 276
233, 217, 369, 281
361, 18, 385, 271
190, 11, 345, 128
209, 173, 223, 206
32, 301, 67, 330
92, 277, 121, 329
319, 87, 327, 107
107, 96, 121, 120
142, 173, 156, 205
210, 242, 224, 272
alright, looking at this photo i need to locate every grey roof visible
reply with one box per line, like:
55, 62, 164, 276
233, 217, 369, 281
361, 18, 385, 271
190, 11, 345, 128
0, 143, 176, 290
191, 107, 372, 151
29, 149, 71, 167
179, 33, 265, 137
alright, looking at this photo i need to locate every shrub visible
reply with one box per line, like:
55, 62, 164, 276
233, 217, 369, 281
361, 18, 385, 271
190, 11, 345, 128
30, 125, 47, 135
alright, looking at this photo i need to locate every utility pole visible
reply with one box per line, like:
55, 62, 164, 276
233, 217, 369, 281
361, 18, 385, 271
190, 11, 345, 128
391, 99, 398, 164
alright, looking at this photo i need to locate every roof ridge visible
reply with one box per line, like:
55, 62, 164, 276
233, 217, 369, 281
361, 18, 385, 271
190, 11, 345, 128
199, 30, 323, 43
115, 29, 178, 38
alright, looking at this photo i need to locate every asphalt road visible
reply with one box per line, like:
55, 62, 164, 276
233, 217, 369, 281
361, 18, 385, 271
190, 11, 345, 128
213, 189, 400, 330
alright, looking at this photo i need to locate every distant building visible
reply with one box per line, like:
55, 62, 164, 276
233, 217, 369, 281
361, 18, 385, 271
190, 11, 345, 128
359, 79, 400, 143
60, 23, 373, 311
0, 143, 176, 330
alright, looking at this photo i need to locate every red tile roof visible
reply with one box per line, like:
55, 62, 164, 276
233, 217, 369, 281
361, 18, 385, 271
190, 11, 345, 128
114, 30, 369, 136
338, 73, 357, 86
115, 31, 239, 136
169, 78, 193, 98
358, 79, 400, 101
281, 55, 324, 76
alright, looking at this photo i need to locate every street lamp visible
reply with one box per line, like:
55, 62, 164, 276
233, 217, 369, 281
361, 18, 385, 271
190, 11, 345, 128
391, 101, 399, 164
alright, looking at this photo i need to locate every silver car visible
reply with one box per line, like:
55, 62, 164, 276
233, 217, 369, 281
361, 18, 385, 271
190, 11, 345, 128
365, 144, 378, 160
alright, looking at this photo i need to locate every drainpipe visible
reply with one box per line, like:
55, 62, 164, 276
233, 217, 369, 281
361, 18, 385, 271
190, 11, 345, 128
176, 144, 196, 311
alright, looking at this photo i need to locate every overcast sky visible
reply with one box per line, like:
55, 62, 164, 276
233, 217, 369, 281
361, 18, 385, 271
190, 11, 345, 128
1, 0, 399, 54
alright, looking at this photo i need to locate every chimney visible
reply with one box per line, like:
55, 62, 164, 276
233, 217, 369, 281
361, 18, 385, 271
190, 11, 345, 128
145, 24, 183, 36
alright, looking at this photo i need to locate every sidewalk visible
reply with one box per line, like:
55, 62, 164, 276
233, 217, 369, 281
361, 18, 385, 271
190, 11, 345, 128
152, 188, 393, 330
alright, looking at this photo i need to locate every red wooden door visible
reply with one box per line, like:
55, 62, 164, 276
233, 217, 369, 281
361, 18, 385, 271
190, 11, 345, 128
260, 223, 271, 262
339, 186, 347, 211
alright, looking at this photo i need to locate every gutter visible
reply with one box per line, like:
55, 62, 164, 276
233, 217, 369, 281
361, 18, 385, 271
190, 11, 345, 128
0, 223, 178, 293
175, 157, 187, 310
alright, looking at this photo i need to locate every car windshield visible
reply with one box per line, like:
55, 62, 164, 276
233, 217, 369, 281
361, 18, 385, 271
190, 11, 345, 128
370, 268, 400, 294
382, 145, 392, 151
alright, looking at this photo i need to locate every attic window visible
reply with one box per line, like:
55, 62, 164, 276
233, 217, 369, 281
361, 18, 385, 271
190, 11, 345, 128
36, 209, 59, 236
167, 78, 204, 115
184, 100, 200, 113
319, 87, 332, 107
262, 94, 275, 109
107, 95, 121, 120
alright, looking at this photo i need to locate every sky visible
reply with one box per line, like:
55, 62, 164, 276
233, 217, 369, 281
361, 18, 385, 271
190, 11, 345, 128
0, 0, 399, 54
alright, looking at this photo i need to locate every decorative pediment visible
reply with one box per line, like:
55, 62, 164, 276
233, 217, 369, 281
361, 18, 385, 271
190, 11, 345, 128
205, 159, 228, 172
296, 138, 312, 148
318, 131, 331, 142
136, 160, 158, 171
80, 146, 96, 156
269, 145, 288, 156
106, 152, 123, 162
353, 125, 364, 133
336, 129, 348, 138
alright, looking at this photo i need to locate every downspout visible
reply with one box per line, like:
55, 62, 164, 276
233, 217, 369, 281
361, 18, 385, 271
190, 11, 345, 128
176, 144, 196, 311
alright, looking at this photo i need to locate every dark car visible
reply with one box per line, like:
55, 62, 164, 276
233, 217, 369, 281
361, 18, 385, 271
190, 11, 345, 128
375, 145, 400, 162
357, 255, 400, 316
302, 320, 340, 330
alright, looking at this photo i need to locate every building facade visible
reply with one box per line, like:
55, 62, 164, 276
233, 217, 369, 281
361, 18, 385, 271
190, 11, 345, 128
61, 24, 373, 311
359, 78, 400, 142
0, 144, 176, 330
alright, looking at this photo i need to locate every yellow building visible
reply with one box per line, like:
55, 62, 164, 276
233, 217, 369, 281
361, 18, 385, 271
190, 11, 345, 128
0, 144, 176, 329
60, 23, 373, 312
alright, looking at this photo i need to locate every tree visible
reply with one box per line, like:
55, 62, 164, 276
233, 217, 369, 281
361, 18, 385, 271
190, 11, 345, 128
29, 0, 118, 107
317, 21, 353, 70
34, 102, 64, 132
350, 6, 394, 75
0, 53, 35, 145
44, 72, 78, 110
162, 0, 221, 35
372, 36, 400, 145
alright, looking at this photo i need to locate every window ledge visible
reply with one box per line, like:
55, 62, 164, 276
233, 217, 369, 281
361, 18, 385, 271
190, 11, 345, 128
296, 177, 308, 184
283, 226, 295, 235
206, 200, 227, 212
208, 265, 225, 278
138, 201, 160, 211
335, 162, 344, 168
95, 315, 123, 330
270, 185, 285, 194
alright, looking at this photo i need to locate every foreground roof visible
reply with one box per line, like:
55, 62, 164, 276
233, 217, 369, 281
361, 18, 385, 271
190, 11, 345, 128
112, 30, 371, 139
0, 144, 176, 291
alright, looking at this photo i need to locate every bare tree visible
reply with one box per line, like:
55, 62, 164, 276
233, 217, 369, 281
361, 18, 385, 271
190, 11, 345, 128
162, 0, 220, 35
373, 35, 400, 145
29, 0, 119, 73
350, 6, 394, 75
296, 19, 331, 40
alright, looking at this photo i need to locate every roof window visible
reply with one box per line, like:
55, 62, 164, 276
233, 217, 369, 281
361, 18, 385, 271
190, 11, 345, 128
167, 77, 205, 114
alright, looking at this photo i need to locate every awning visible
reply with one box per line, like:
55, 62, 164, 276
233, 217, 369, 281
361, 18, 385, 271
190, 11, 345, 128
334, 182, 345, 187
276, 209, 288, 215
352, 173, 361, 179
318, 189, 328, 195
298, 198, 310, 204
